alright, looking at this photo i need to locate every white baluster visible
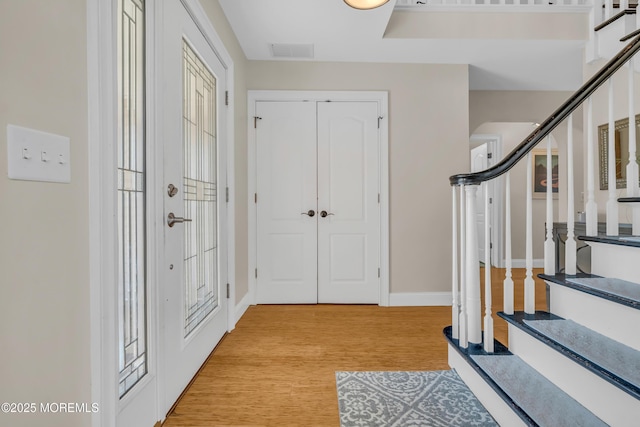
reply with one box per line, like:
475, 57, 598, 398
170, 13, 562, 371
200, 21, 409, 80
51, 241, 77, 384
621, 0, 629, 10
483, 182, 494, 353
525, 152, 536, 314
627, 60, 640, 235
566, 114, 577, 275
587, 0, 600, 61
504, 172, 514, 315
544, 135, 556, 276
604, 0, 612, 20
607, 78, 619, 236
452, 186, 459, 340
465, 185, 482, 345
459, 186, 468, 348
593, 0, 604, 26
586, 97, 598, 236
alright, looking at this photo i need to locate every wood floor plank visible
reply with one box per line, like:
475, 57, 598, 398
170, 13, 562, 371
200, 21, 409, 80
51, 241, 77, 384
163, 268, 547, 427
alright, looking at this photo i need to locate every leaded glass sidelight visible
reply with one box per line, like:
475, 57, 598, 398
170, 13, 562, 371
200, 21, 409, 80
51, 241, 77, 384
117, 0, 147, 397
182, 41, 219, 337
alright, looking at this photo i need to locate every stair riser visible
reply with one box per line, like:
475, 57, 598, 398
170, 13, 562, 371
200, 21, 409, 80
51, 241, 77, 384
448, 344, 528, 427
589, 241, 640, 282
508, 324, 640, 426
548, 282, 640, 350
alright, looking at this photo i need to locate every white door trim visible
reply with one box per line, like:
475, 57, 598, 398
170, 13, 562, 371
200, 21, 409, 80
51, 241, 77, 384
469, 133, 504, 268
247, 90, 390, 306
88, 1, 236, 425
88, 1, 119, 424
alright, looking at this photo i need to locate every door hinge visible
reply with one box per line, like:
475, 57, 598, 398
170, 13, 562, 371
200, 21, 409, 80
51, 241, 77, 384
226, 283, 230, 298
226, 187, 229, 203
377, 116, 383, 129
490, 243, 493, 249
487, 152, 493, 159
378, 193, 380, 204
225, 91, 229, 106
254, 116, 262, 128
378, 267, 381, 278
255, 268, 258, 278
254, 193, 257, 204
489, 197, 492, 204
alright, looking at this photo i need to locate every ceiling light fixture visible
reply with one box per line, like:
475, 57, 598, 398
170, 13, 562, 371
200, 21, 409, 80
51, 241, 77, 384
344, 0, 390, 10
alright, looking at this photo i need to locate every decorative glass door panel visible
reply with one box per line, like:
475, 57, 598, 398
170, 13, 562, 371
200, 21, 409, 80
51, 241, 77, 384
182, 40, 218, 337
160, 0, 228, 411
117, 0, 147, 398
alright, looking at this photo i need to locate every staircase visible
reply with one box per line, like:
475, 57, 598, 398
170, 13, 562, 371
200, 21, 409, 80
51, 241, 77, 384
447, 3, 640, 426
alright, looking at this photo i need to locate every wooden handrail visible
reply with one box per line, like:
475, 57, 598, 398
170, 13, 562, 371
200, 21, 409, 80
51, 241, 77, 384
450, 34, 640, 187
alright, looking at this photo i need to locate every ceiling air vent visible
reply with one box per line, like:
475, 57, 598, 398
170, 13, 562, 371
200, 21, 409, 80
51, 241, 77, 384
270, 43, 314, 59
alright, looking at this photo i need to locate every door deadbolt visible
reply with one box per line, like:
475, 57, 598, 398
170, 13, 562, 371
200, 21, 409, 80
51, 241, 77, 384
301, 210, 315, 217
167, 184, 179, 197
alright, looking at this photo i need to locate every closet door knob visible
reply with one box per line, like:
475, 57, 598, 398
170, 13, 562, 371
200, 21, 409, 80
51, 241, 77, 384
320, 211, 334, 218
301, 210, 315, 217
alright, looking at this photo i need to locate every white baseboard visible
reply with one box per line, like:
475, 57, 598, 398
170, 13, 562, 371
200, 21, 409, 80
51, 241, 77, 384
389, 292, 452, 307
509, 259, 544, 269
234, 291, 252, 325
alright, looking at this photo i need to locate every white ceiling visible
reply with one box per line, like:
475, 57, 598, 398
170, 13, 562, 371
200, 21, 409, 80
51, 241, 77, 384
218, 0, 587, 91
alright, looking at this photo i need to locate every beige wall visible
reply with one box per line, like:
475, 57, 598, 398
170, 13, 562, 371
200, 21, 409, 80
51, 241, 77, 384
200, 0, 250, 305
0, 1, 90, 427
247, 62, 469, 294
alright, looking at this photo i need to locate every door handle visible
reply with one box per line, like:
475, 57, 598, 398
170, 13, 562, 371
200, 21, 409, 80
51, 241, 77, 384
167, 212, 192, 227
320, 210, 334, 218
301, 210, 315, 217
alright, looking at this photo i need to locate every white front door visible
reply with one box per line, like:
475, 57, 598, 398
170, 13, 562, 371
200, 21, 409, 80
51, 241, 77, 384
160, 0, 228, 414
255, 100, 380, 304
317, 102, 380, 303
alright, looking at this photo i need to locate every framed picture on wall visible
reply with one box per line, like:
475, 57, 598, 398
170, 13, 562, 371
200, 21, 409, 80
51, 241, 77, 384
531, 148, 558, 199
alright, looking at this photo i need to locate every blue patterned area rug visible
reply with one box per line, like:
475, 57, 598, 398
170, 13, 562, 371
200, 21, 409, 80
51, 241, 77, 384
336, 370, 497, 427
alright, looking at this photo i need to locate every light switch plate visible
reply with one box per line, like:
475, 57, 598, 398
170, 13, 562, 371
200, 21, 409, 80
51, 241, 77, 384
7, 124, 71, 183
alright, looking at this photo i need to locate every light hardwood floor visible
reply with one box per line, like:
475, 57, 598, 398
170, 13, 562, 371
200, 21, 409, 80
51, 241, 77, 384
163, 268, 547, 427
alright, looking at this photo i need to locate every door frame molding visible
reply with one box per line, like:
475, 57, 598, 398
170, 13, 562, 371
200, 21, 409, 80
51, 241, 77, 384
247, 90, 390, 306
88, 0, 236, 425
469, 133, 504, 268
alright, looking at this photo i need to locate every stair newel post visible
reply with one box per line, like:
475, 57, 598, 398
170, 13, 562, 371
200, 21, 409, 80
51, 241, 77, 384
544, 135, 556, 276
459, 185, 468, 349
504, 172, 514, 316
566, 114, 577, 276
607, 78, 619, 236
465, 184, 482, 345
525, 152, 536, 314
483, 181, 494, 353
586, 97, 598, 236
452, 186, 459, 340
626, 60, 640, 235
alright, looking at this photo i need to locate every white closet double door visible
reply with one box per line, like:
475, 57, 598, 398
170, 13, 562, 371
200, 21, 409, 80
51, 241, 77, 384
256, 100, 380, 304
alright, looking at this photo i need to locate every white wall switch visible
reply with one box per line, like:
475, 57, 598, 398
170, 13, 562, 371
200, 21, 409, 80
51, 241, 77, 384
7, 124, 71, 183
